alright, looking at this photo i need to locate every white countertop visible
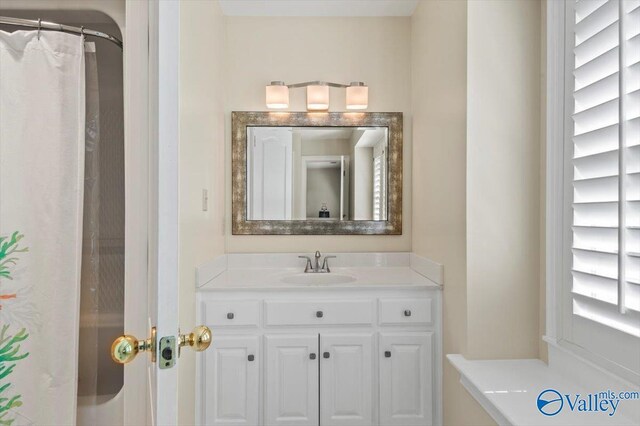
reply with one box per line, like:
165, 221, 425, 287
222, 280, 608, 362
199, 266, 440, 291
196, 252, 444, 290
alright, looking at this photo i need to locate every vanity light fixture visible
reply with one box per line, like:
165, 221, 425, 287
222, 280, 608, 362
265, 81, 289, 109
346, 82, 369, 110
306, 83, 330, 111
265, 80, 368, 111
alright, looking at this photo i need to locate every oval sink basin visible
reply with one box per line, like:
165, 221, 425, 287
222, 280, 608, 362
280, 273, 356, 286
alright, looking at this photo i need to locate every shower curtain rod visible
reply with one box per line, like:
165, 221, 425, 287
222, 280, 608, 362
0, 16, 123, 49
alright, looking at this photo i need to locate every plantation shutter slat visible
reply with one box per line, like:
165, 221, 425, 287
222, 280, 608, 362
372, 152, 386, 221
576, 0, 609, 22
576, 0, 619, 44
571, 0, 640, 337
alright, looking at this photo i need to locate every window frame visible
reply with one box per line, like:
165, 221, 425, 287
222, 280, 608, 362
545, 0, 640, 385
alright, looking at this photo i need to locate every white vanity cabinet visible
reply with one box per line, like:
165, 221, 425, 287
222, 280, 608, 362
265, 334, 319, 425
320, 333, 374, 426
379, 333, 434, 425
196, 287, 442, 426
203, 336, 260, 425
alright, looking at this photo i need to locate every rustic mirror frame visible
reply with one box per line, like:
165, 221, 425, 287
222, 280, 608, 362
232, 111, 403, 235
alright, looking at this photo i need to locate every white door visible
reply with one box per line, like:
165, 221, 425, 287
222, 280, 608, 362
248, 128, 293, 220
320, 334, 373, 426
379, 333, 434, 426
204, 336, 260, 425
120, 2, 200, 425
265, 334, 319, 425
340, 156, 350, 220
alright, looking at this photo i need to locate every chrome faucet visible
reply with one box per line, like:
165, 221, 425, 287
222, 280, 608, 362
322, 255, 337, 273
298, 255, 313, 272
298, 251, 336, 273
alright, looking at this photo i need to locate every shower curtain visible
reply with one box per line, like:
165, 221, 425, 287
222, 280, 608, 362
0, 31, 86, 425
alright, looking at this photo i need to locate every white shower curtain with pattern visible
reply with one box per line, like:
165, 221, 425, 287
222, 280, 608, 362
0, 30, 85, 425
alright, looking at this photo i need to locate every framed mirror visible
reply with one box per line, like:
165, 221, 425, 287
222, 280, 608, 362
232, 111, 402, 235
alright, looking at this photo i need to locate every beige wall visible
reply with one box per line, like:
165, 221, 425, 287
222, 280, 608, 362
539, 0, 549, 364
306, 168, 341, 219
411, 2, 494, 425
466, 0, 541, 360
412, 0, 542, 424
224, 16, 412, 253
178, 1, 226, 424
179, 2, 545, 424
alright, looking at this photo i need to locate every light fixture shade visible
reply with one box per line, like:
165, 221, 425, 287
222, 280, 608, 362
346, 82, 368, 110
306, 84, 330, 111
266, 81, 289, 109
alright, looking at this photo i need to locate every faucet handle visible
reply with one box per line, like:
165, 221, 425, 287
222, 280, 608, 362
315, 250, 321, 259
322, 255, 337, 273
298, 256, 313, 273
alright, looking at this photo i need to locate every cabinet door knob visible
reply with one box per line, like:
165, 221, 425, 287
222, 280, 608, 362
323, 352, 330, 359
404, 310, 411, 317
309, 353, 316, 360
248, 354, 255, 362
316, 311, 323, 318
384, 351, 391, 358
227, 312, 234, 320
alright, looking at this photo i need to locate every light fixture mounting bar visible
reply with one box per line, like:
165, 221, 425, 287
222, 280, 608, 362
285, 80, 360, 89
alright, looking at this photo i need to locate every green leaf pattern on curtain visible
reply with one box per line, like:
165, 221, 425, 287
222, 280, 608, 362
0, 232, 29, 426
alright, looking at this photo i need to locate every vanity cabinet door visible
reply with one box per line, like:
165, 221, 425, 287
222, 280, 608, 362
265, 334, 319, 426
320, 334, 373, 426
379, 333, 434, 426
204, 336, 259, 426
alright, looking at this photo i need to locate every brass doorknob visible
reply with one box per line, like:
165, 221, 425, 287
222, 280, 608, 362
111, 327, 156, 364
179, 325, 212, 352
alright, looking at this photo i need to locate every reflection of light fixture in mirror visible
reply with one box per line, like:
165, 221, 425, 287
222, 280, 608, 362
266, 81, 289, 109
346, 82, 368, 110
265, 80, 368, 111
306, 83, 330, 111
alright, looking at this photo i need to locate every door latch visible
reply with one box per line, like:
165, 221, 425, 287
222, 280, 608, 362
159, 336, 176, 369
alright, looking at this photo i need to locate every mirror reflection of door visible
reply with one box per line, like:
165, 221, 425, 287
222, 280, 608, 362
301, 156, 349, 220
247, 128, 293, 220
246, 126, 387, 221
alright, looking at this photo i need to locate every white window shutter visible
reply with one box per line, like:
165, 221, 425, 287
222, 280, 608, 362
372, 152, 386, 221
570, 0, 640, 340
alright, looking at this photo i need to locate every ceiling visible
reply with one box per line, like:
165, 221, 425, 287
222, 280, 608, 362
294, 127, 354, 141
306, 160, 342, 169
218, 0, 419, 17
355, 128, 387, 148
